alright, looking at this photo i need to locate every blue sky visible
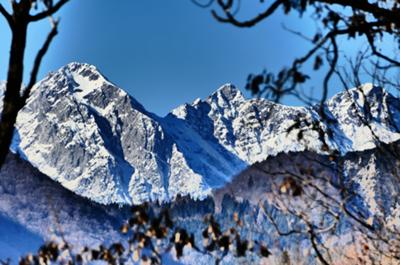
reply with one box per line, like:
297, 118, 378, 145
0, 0, 384, 115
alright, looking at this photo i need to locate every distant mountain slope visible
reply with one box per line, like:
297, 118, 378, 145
214, 142, 400, 221
210, 143, 400, 264
0, 153, 127, 262
1, 144, 399, 264
4, 62, 400, 204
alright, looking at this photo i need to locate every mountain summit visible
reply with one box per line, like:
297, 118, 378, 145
6, 63, 400, 204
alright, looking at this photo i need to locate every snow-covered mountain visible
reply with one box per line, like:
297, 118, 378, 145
1, 63, 400, 264
7, 62, 400, 205
171, 82, 400, 162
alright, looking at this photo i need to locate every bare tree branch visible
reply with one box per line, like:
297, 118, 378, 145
191, 0, 214, 8
212, 0, 399, 28
29, 0, 69, 22
309, 225, 330, 265
323, 0, 400, 26
320, 34, 338, 109
22, 18, 59, 105
0, 4, 13, 27
211, 0, 283, 28
366, 34, 400, 67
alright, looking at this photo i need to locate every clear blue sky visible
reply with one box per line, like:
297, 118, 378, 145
0, 0, 386, 115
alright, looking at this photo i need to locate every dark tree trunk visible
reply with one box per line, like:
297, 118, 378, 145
0, 19, 28, 169
0, 1, 67, 170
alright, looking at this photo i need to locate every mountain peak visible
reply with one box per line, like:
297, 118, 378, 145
358, 83, 375, 94
216, 83, 238, 93
347, 83, 386, 99
39, 62, 127, 107
63, 61, 98, 72
328, 83, 388, 108
212, 83, 244, 101
207, 84, 246, 109
60, 62, 107, 84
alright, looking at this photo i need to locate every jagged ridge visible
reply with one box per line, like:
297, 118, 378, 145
4, 62, 400, 205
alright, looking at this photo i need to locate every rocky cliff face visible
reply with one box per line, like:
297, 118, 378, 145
6, 62, 400, 205
9, 63, 243, 204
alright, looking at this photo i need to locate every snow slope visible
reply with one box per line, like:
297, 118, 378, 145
0, 214, 43, 262
0, 153, 127, 262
